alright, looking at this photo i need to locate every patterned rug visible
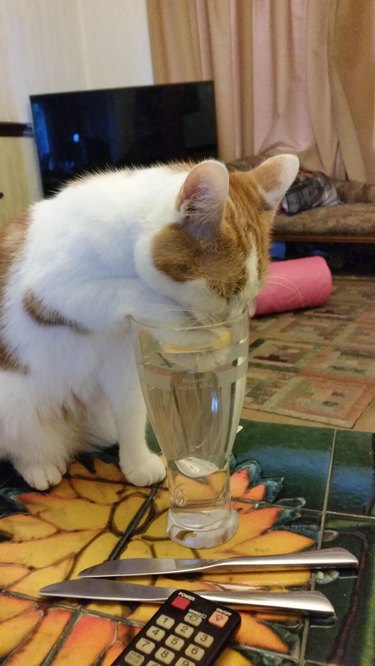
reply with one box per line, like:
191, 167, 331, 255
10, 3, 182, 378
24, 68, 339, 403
245, 277, 375, 427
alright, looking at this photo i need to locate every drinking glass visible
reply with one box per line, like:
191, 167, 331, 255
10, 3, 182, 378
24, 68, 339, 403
131, 311, 249, 548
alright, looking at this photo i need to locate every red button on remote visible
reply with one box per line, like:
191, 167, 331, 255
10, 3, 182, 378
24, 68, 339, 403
171, 594, 191, 611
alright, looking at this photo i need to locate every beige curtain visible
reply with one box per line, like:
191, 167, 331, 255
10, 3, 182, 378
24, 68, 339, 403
147, 0, 254, 162
146, 0, 375, 183
329, 0, 375, 182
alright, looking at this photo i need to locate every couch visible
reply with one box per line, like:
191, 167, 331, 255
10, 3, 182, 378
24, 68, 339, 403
226, 156, 375, 244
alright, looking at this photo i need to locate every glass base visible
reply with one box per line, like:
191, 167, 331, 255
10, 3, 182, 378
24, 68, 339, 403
167, 508, 238, 549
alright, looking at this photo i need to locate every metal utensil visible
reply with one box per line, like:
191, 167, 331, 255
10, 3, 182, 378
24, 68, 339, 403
78, 548, 358, 579
40, 579, 335, 616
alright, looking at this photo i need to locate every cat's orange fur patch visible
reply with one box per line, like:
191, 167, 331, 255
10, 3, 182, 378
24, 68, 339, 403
250, 157, 292, 212
0, 212, 30, 373
0, 339, 28, 374
152, 170, 273, 297
0, 211, 30, 279
255, 161, 283, 194
0, 211, 87, 374
23, 290, 89, 334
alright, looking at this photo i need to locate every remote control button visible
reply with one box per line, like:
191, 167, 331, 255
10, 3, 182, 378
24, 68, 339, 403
185, 644, 205, 661
146, 625, 165, 642
171, 595, 191, 611
155, 646, 175, 664
209, 610, 229, 628
135, 637, 155, 655
165, 634, 185, 650
184, 611, 202, 627
124, 650, 145, 665
194, 631, 214, 648
176, 659, 195, 666
175, 622, 194, 638
156, 614, 175, 629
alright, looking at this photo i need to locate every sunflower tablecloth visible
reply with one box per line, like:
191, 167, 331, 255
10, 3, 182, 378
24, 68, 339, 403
0, 420, 374, 666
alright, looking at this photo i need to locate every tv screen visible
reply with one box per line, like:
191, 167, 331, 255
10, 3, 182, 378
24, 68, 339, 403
30, 81, 218, 196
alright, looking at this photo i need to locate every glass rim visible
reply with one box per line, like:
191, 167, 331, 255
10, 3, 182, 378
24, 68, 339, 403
130, 309, 248, 332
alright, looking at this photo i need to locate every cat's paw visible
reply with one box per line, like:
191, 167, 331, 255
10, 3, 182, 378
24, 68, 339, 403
17, 462, 67, 491
123, 453, 166, 487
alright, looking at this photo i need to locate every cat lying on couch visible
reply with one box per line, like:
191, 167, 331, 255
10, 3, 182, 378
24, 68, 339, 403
0, 155, 298, 490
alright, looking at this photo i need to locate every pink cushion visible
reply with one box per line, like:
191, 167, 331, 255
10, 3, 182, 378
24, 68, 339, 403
253, 256, 332, 316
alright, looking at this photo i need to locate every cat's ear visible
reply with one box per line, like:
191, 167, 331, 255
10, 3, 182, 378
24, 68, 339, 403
176, 160, 229, 240
250, 154, 299, 209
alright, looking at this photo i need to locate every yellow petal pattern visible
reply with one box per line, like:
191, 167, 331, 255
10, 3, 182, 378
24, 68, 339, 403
0, 608, 42, 657
0, 594, 34, 621
92, 458, 126, 481
119, 537, 153, 560
68, 531, 120, 579
231, 530, 315, 556
70, 477, 125, 504
0, 454, 320, 663
49, 478, 78, 499
0, 530, 99, 567
142, 510, 168, 540
0, 514, 57, 540
9, 558, 73, 598
4, 608, 72, 666
18, 494, 111, 530
0, 563, 30, 587
236, 613, 289, 652
217, 647, 254, 666
112, 491, 151, 533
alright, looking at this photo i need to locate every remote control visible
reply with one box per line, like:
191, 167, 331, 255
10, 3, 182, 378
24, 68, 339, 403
112, 588, 241, 666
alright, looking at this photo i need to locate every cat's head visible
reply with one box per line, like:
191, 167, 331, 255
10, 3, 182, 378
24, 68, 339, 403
136, 154, 299, 324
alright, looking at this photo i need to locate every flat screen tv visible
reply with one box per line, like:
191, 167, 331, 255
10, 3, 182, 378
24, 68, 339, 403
30, 81, 218, 197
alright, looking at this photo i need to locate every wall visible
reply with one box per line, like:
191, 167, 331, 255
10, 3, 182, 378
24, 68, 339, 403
0, 0, 154, 225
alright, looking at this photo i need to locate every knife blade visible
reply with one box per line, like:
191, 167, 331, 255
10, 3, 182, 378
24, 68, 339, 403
40, 579, 335, 616
78, 547, 358, 579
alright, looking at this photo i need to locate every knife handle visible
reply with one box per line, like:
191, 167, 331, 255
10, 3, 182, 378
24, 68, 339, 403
210, 548, 358, 572
196, 589, 334, 616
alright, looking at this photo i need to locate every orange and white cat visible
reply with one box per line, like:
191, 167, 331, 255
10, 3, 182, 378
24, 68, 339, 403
0, 155, 298, 490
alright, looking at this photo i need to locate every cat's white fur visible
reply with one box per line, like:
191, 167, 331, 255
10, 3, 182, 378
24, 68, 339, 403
0, 155, 298, 490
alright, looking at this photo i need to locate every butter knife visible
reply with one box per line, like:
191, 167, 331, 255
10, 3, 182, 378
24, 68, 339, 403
40, 579, 335, 616
78, 547, 358, 578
